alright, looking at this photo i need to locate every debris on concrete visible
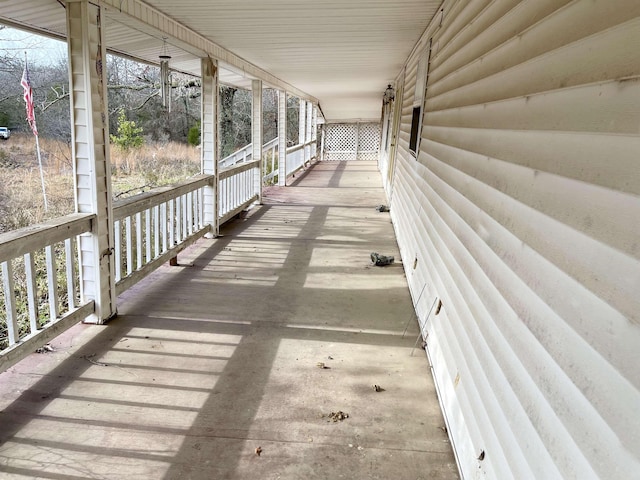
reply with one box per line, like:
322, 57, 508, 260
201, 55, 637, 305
316, 362, 329, 369
326, 411, 349, 422
373, 384, 385, 392
375, 205, 390, 212
35, 344, 54, 354
327, 355, 333, 360
255, 446, 262, 456
370, 252, 394, 266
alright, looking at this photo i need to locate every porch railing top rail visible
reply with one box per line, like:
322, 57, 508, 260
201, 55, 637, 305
113, 174, 214, 221
219, 136, 279, 168
0, 213, 95, 264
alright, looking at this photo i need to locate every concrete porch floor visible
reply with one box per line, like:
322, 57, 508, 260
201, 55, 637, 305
0, 161, 459, 479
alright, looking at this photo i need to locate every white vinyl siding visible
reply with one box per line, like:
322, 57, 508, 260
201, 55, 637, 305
389, 1, 640, 478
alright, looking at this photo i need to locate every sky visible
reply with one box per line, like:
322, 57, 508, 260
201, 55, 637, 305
0, 26, 67, 66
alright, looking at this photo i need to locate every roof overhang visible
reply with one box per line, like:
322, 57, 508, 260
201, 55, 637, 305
0, 0, 442, 122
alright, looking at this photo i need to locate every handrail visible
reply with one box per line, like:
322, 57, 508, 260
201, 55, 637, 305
286, 143, 305, 154
0, 213, 95, 373
219, 159, 259, 180
113, 175, 213, 221
220, 137, 279, 168
0, 134, 318, 372
0, 213, 94, 263
112, 175, 214, 295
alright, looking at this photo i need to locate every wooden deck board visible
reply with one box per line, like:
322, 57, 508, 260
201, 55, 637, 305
0, 161, 459, 480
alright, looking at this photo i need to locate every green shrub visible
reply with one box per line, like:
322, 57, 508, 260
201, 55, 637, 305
187, 121, 200, 146
110, 110, 144, 150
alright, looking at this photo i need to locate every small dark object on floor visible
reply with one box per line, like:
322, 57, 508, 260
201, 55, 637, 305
316, 362, 329, 369
373, 384, 385, 392
35, 344, 54, 354
370, 252, 394, 266
255, 446, 262, 456
375, 204, 390, 212
327, 411, 349, 422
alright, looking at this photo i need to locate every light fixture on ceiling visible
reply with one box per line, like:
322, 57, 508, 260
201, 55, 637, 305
383, 84, 395, 105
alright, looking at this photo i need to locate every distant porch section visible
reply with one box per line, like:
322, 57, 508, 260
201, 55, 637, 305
320, 123, 381, 161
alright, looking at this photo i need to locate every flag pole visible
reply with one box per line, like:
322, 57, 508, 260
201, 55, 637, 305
23, 52, 47, 212
35, 131, 48, 212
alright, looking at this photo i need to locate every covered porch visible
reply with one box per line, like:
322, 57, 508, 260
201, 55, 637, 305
0, 161, 459, 479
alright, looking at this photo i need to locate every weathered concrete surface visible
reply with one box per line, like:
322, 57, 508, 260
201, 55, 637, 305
0, 161, 459, 479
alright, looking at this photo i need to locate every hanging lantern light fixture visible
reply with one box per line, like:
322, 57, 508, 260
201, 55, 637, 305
383, 84, 395, 105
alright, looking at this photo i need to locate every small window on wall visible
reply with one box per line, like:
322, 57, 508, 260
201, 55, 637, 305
409, 39, 432, 158
409, 106, 421, 154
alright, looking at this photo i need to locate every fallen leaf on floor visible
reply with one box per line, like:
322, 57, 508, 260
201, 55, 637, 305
255, 446, 262, 456
326, 411, 349, 422
373, 384, 385, 392
316, 362, 329, 369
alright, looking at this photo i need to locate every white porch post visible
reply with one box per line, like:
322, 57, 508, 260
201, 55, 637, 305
252, 79, 263, 203
201, 57, 219, 236
277, 89, 287, 186
66, 0, 116, 323
298, 99, 306, 147
305, 101, 313, 163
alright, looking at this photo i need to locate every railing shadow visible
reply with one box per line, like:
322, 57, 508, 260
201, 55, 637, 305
0, 161, 451, 479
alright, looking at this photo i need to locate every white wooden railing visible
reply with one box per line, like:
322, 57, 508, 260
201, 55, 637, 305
0, 137, 318, 372
113, 174, 214, 295
218, 160, 260, 224
220, 137, 279, 169
286, 140, 316, 176
220, 137, 318, 186
0, 214, 96, 372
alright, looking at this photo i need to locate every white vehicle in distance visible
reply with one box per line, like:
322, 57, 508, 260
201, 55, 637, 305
0, 127, 10, 139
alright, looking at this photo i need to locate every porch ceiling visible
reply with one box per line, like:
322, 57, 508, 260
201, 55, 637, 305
0, 0, 442, 122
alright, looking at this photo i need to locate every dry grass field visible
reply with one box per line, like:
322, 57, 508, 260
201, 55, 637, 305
0, 134, 200, 233
0, 134, 201, 349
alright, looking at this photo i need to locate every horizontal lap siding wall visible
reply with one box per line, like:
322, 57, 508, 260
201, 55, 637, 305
389, 1, 640, 478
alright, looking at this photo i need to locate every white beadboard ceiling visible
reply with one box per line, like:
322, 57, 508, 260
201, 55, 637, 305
0, 0, 442, 121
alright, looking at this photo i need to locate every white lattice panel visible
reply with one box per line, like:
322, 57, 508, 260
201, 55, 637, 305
322, 123, 380, 161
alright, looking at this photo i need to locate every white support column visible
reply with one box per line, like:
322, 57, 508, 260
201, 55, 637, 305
311, 104, 317, 142
66, 0, 116, 323
201, 57, 219, 236
277, 89, 287, 186
252, 79, 263, 203
305, 101, 313, 164
306, 101, 313, 144
311, 105, 318, 160
298, 99, 306, 146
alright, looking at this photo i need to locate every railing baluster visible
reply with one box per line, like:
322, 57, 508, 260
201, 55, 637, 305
182, 194, 188, 240
65, 238, 76, 310
24, 253, 39, 332
145, 208, 151, 263
198, 189, 203, 229
161, 203, 167, 253
1, 260, 19, 345
153, 205, 160, 258
136, 212, 143, 270
114, 220, 121, 282
187, 192, 193, 236
175, 196, 182, 243
126, 216, 133, 275
45, 245, 59, 322
169, 199, 175, 246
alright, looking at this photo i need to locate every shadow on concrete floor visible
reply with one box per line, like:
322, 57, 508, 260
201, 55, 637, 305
0, 161, 459, 480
